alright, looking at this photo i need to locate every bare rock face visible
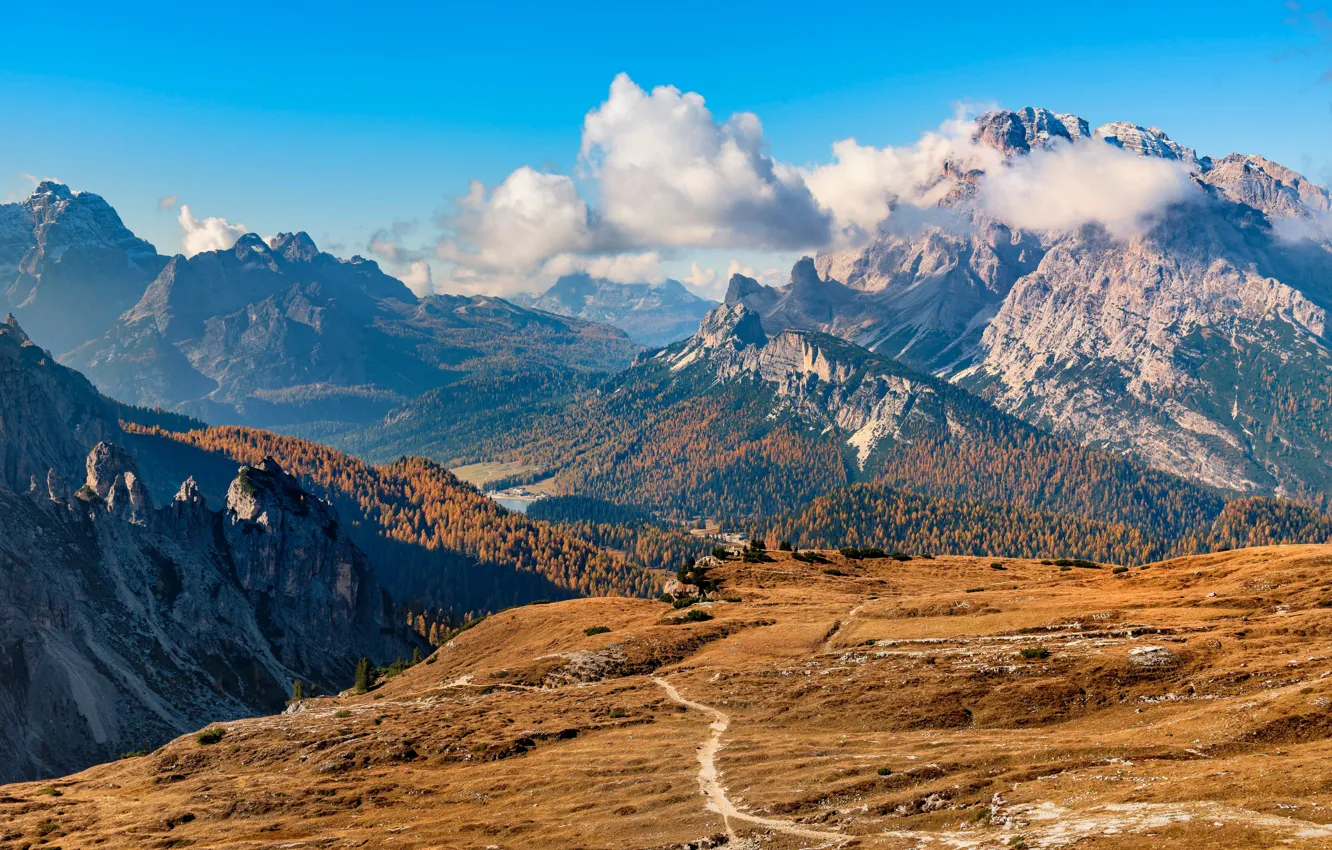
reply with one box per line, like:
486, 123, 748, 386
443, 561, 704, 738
672, 311, 985, 469
223, 458, 406, 686
85, 441, 152, 522
0, 327, 419, 782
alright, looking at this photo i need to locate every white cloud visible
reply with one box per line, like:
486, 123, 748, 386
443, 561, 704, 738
399, 260, 435, 296
676, 258, 784, 300
432, 85, 1210, 293
802, 115, 995, 242
156, 193, 179, 212
578, 73, 831, 251
438, 167, 592, 274
177, 205, 248, 257
978, 139, 1197, 238
541, 251, 665, 284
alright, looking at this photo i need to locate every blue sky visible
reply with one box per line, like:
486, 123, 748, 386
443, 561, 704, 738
2, 0, 1329, 295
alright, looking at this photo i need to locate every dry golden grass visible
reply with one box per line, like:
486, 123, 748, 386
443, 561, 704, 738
8, 546, 1332, 848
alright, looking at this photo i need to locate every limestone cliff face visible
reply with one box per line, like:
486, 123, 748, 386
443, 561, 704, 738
671, 304, 976, 468
0, 318, 417, 782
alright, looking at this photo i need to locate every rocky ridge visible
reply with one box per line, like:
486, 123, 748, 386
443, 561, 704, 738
0, 316, 415, 782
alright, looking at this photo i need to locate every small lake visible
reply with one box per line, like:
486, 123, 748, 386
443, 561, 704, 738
492, 497, 532, 514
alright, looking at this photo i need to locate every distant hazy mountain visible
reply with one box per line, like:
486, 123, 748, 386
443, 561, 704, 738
513, 274, 717, 347
61, 230, 639, 427
726, 107, 1332, 505
1, 181, 166, 355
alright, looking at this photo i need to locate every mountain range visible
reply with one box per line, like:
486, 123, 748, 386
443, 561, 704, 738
723, 106, 1332, 505
0, 188, 640, 428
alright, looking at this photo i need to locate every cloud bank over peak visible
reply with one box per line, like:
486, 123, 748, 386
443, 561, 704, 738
424, 77, 1271, 296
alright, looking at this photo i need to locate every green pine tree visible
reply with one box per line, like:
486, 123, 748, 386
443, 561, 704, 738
354, 657, 372, 694
291, 679, 305, 702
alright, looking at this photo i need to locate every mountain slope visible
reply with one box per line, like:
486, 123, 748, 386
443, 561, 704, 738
66, 231, 640, 427
0, 317, 416, 782
513, 273, 717, 347
13, 547, 1332, 848
459, 305, 1331, 562
2, 182, 166, 356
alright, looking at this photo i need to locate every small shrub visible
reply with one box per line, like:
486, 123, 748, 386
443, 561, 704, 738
1019, 647, 1049, 660
372, 693, 384, 700
608, 708, 628, 718
36, 786, 60, 796
722, 595, 742, 603
334, 709, 352, 718
679, 609, 713, 623
672, 597, 697, 609
1059, 565, 1072, 572
877, 766, 892, 776
918, 553, 934, 560
585, 625, 611, 636
990, 562, 1007, 570
778, 540, 793, 551
36, 820, 58, 836
839, 547, 864, 560
966, 587, 984, 593
1040, 559, 1054, 565
861, 547, 888, 559
1053, 558, 1099, 569
119, 749, 149, 760
659, 593, 675, 603
822, 567, 847, 577
425, 654, 437, 664
1317, 599, 1332, 608
1112, 566, 1128, 574
887, 550, 910, 561
196, 727, 225, 745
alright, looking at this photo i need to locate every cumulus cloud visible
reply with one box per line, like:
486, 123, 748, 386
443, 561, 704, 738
156, 193, 179, 212
398, 260, 435, 296
978, 140, 1197, 238
802, 116, 994, 242
578, 74, 831, 250
438, 167, 592, 275
177, 205, 248, 257
433, 77, 1210, 293
678, 259, 783, 300
367, 220, 425, 266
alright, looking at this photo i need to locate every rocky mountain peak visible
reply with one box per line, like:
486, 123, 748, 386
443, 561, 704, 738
694, 303, 768, 352
724, 272, 773, 305
975, 107, 1088, 154
270, 231, 320, 262
226, 458, 311, 528
789, 256, 821, 287
85, 441, 152, 522
1202, 153, 1332, 219
1091, 121, 1206, 169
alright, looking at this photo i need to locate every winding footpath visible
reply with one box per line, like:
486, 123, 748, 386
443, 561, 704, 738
651, 675, 848, 846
